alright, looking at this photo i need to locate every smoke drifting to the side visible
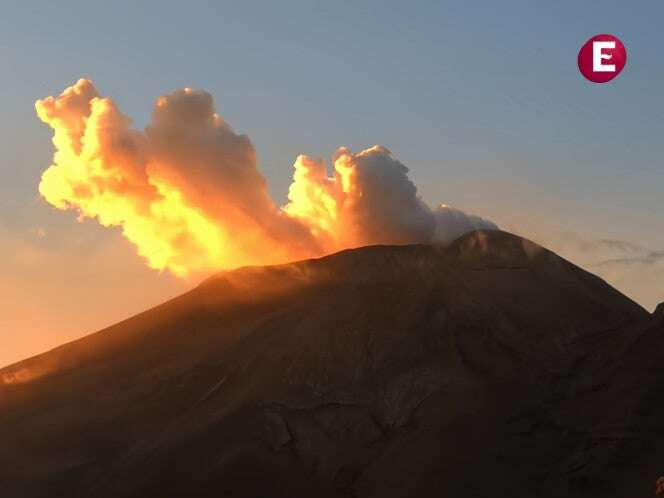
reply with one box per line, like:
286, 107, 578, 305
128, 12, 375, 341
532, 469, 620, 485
36, 79, 496, 276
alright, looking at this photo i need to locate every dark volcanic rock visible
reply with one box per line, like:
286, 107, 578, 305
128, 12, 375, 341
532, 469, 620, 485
0, 230, 660, 498
654, 302, 664, 319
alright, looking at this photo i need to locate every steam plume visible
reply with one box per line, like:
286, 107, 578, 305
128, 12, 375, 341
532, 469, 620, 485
432, 204, 498, 245
36, 79, 496, 276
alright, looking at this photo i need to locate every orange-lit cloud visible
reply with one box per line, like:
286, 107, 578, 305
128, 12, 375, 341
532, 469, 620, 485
36, 79, 496, 276
285, 146, 437, 251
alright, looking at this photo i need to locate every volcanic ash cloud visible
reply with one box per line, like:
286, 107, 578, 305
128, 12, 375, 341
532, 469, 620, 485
36, 79, 496, 276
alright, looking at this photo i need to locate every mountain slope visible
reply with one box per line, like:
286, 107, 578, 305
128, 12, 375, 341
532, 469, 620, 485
0, 230, 660, 498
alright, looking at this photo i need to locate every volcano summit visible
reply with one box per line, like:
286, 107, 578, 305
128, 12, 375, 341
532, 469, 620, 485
1, 230, 663, 497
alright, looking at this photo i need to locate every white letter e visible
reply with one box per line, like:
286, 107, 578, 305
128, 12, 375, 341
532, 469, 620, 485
593, 41, 616, 72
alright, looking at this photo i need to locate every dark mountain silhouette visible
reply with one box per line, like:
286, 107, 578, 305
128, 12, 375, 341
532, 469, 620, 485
1, 230, 663, 498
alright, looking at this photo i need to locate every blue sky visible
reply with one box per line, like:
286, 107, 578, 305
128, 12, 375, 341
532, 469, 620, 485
1, 0, 662, 365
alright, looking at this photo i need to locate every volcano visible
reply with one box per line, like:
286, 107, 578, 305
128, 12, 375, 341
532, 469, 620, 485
1, 230, 663, 498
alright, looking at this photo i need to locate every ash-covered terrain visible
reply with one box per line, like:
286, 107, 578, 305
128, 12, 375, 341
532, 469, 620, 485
1, 230, 663, 497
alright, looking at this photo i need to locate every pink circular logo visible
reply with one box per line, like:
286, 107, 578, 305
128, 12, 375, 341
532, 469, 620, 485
577, 34, 627, 83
